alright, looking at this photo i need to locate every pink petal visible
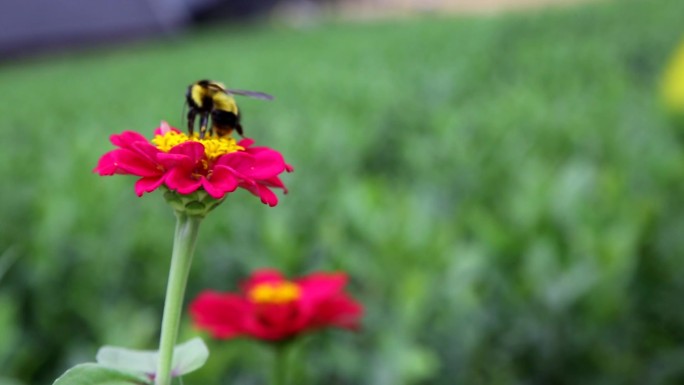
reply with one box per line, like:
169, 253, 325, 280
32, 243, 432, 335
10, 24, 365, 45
215, 152, 255, 172
237, 138, 255, 148
190, 292, 250, 339
165, 168, 202, 194
157, 152, 194, 169
254, 184, 279, 207
169, 141, 205, 162
134, 176, 166, 196
93, 151, 119, 175
114, 149, 163, 177
311, 295, 363, 330
131, 141, 164, 164
297, 273, 348, 301
248, 151, 286, 179
243, 303, 302, 340
110, 131, 149, 149
239, 182, 278, 206
259, 175, 289, 193
202, 166, 238, 199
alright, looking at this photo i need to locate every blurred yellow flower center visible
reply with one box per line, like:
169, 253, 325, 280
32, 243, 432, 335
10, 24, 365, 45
663, 39, 684, 112
153, 131, 243, 160
249, 282, 301, 304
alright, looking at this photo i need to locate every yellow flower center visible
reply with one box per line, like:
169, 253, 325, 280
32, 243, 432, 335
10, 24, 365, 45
152, 131, 243, 160
248, 281, 301, 305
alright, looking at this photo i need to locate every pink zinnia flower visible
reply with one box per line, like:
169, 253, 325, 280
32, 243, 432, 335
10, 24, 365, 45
94, 122, 292, 205
189, 269, 363, 341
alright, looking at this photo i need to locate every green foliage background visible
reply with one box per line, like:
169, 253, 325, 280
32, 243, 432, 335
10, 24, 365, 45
2, 0, 684, 383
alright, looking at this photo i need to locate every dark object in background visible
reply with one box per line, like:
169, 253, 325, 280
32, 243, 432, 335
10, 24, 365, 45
0, 0, 190, 60
191, 0, 280, 23
190, 0, 339, 23
0, 0, 341, 61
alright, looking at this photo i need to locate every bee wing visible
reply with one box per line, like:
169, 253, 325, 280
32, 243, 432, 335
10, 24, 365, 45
226, 89, 274, 100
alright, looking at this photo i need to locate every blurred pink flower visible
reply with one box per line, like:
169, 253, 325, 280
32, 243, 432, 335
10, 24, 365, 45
190, 269, 363, 341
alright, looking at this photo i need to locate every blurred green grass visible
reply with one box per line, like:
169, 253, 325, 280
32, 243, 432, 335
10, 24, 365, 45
2, 0, 684, 384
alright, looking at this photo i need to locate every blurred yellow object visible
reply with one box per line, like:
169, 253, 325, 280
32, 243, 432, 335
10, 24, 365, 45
663, 38, 684, 113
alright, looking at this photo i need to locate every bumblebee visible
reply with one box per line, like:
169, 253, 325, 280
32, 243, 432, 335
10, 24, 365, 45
185, 79, 273, 138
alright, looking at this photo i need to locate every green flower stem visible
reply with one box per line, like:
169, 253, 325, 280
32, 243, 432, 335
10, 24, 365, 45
272, 344, 292, 385
155, 212, 203, 385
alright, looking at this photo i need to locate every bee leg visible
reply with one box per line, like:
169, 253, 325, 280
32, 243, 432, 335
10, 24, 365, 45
186, 109, 197, 136
235, 123, 243, 137
199, 113, 210, 139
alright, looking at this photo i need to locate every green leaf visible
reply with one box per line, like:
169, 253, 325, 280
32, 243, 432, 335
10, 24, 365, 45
52, 363, 150, 385
96, 337, 209, 377
171, 337, 210, 376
